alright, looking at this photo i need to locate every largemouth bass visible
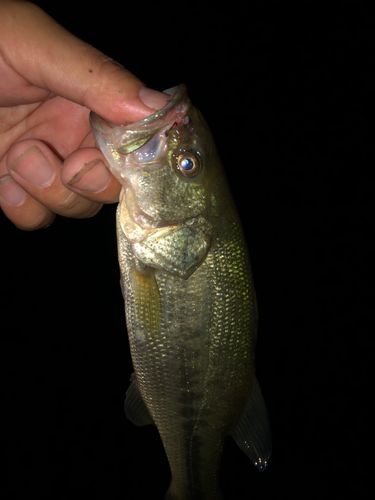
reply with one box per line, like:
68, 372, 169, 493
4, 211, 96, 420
90, 85, 271, 499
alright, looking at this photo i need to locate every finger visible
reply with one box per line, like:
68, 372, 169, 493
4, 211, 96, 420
0, 174, 55, 230
61, 148, 121, 203
5, 139, 103, 222
0, 2, 168, 123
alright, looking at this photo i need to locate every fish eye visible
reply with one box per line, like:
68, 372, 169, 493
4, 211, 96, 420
176, 152, 201, 177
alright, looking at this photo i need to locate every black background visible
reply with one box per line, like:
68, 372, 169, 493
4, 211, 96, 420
0, 1, 371, 498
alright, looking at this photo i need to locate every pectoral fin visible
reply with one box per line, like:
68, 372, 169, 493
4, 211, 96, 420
229, 377, 272, 471
124, 374, 154, 426
131, 264, 161, 339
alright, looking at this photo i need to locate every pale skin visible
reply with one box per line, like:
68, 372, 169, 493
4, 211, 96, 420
0, 0, 169, 230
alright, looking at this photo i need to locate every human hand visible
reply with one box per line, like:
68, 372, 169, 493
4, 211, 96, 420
0, 0, 168, 230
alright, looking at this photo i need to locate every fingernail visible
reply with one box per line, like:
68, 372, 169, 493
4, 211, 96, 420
9, 146, 55, 186
139, 87, 169, 110
67, 159, 111, 193
0, 175, 26, 206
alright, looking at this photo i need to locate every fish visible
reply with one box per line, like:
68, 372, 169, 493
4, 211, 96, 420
90, 85, 271, 499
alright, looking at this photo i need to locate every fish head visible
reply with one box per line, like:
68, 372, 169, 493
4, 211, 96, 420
90, 85, 228, 278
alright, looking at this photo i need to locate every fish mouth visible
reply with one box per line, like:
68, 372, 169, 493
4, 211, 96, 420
90, 85, 190, 180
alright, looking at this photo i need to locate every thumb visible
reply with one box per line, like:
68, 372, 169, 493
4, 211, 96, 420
0, 1, 168, 123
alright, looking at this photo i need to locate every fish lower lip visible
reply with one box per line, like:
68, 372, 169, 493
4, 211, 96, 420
127, 195, 178, 229
133, 210, 180, 229
124, 182, 180, 229
133, 211, 157, 228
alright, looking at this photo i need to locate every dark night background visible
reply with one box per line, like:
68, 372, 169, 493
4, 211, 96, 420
0, 1, 371, 498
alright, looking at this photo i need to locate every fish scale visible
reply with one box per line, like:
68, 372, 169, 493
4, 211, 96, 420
90, 85, 271, 499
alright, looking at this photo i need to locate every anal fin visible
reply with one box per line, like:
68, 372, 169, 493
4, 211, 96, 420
229, 376, 272, 471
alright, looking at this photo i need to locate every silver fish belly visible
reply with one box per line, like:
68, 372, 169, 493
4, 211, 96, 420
90, 85, 271, 500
